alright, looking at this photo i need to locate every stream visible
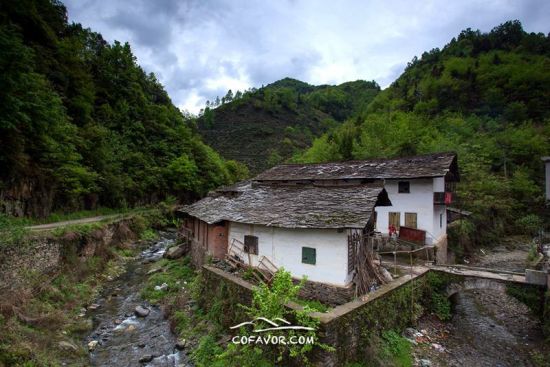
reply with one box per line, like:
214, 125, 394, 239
415, 288, 544, 367
83, 231, 191, 367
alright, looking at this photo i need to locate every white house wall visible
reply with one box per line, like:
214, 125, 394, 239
375, 178, 439, 244
228, 222, 350, 286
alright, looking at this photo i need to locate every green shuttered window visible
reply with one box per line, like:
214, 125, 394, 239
302, 247, 316, 265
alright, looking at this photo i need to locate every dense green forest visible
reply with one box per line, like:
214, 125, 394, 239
294, 21, 550, 248
0, 0, 247, 217
196, 78, 380, 173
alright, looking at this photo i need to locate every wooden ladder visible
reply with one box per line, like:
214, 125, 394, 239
226, 238, 247, 269
257, 256, 278, 283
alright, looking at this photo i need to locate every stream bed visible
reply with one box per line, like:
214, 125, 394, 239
414, 288, 544, 367
83, 231, 191, 367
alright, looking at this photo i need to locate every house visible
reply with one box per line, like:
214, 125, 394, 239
255, 152, 459, 248
543, 157, 550, 203
180, 181, 391, 287
179, 152, 458, 287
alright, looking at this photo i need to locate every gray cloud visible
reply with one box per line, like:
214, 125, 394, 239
64, 0, 550, 113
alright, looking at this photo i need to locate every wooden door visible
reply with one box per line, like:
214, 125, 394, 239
405, 212, 417, 229
388, 212, 400, 229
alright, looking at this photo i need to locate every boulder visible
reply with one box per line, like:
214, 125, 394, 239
163, 246, 185, 260
175, 338, 187, 350
88, 340, 99, 351
135, 305, 150, 317
139, 355, 154, 363
58, 340, 79, 352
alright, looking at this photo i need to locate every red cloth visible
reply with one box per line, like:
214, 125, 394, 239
444, 192, 452, 204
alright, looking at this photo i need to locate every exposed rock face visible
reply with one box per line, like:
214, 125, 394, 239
163, 245, 185, 260
0, 218, 140, 291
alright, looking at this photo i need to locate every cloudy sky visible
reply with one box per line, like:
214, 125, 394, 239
64, 0, 549, 113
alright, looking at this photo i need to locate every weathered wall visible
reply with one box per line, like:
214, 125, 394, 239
313, 272, 431, 366
0, 218, 138, 291
197, 265, 254, 327
197, 265, 548, 366
297, 279, 355, 307
228, 222, 351, 285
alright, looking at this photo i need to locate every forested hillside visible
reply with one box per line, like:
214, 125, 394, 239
196, 78, 380, 173
295, 21, 550, 247
0, 0, 247, 217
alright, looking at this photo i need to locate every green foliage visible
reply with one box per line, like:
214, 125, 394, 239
140, 257, 194, 303
295, 298, 331, 313
140, 228, 158, 241
505, 283, 545, 316
296, 21, 550, 246
0, 2, 240, 217
380, 331, 413, 367
0, 213, 29, 246
430, 292, 452, 321
516, 214, 543, 236
191, 336, 225, 367
197, 77, 380, 173
237, 269, 330, 365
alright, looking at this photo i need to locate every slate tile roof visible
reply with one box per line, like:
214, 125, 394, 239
180, 181, 390, 229
254, 152, 458, 181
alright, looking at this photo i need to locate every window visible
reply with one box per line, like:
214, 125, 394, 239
243, 235, 258, 255
440, 213, 443, 228
404, 213, 417, 229
302, 247, 316, 265
389, 212, 400, 229
398, 181, 410, 193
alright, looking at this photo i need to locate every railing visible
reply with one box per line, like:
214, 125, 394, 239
227, 238, 251, 266
434, 191, 452, 205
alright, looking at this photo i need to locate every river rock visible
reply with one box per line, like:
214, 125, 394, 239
135, 305, 150, 317
175, 338, 187, 350
419, 359, 432, 367
88, 303, 100, 311
58, 340, 79, 352
88, 340, 99, 351
126, 324, 136, 332
154, 283, 168, 291
139, 355, 154, 363
163, 246, 185, 260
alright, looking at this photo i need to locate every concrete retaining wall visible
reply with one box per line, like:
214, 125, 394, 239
197, 265, 549, 366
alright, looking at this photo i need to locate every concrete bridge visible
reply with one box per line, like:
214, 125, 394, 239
430, 264, 549, 291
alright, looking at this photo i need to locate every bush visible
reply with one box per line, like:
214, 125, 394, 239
516, 214, 543, 237
381, 330, 413, 367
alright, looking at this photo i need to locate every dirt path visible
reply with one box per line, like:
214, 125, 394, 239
26, 214, 122, 231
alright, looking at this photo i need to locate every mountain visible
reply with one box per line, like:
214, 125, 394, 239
295, 20, 550, 246
0, 0, 247, 217
196, 77, 380, 173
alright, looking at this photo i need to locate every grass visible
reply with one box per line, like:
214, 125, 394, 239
0, 213, 30, 247
295, 298, 331, 313
0, 252, 128, 366
380, 330, 413, 367
140, 228, 159, 241
140, 257, 195, 303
